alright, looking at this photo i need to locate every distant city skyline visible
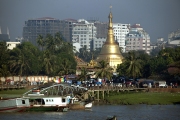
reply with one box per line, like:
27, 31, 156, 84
0, 0, 180, 43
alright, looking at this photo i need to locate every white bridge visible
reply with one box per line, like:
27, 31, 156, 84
23, 83, 88, 97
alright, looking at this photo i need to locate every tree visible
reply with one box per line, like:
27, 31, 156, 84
125, 51, 142, 79
9, 42, 40, 76
95, 60, 113, 80
0, 64, 11, 79
37, 35, 45, 51
58, 58, 75, 76
78, 67, 89, 81
42, 50, 56, 76
0, 42, 10, 78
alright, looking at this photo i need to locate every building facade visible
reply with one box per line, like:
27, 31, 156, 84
93, 37, 106, 50
0, 27, 10, 42
125, 24, 151, 54
72, 19, 97, 51
23, 17, 75, 46
6, 42, 21, 50
113, 23, 130, 52
168, 29, 180, 46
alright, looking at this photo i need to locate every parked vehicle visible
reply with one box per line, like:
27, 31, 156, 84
5, 79, 14, 85
155, 81, 167, 88
125, 80, 133, 87
139, 80, 154, 88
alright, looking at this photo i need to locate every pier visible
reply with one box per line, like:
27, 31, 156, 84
84, 86, 148, 102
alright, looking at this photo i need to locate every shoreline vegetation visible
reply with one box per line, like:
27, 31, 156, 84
1, 88, 180, 105
101, 92, 180, 105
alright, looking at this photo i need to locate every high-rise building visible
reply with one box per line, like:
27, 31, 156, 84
0, 27, 10, 42
125, 24, 151, 54
72, 19, 97, 51
23, 17, 75, 46
59, 19, 77, 42
23, 17, 60, 46
113, 23, 130, 52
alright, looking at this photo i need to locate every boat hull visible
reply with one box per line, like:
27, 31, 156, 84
0, 98, 30, 112
27, 105, 68, 112
0, 107, 29, 112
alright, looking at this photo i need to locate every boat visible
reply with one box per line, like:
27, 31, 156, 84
0, 97, 30, 112
84, 102, 92, 109
27, 96, 70, 112
68, 97, 93, 110
106, 115, 117, 120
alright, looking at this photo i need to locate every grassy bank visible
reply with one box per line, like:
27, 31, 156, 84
1, 89, 180, 105
0, 88, 29, 98
104, 92, 180, 105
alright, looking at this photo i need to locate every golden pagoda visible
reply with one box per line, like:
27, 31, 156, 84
96, 9, 123, 71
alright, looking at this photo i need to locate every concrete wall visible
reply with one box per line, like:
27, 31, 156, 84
0, 76, 59, 83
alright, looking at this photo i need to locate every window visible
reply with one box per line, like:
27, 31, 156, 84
22, 100, 25, 104
62, 98, 66, 102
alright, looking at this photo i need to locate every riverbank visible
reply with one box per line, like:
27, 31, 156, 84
99, 91, 180, 105
1, 88, 180, 105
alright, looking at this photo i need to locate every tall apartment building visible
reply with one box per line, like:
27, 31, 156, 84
113, 23, 130, 52
0, 27, 10, 42
93, 37, 106, 50
59, 19, 77, 42
72, 19, 97, 51
92, 21, 108, 50
125, 24, 151, 54
23, 17, 75, 46
23, 17, 60, 46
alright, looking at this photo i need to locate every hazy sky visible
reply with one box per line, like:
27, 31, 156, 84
0, 0, 180, 43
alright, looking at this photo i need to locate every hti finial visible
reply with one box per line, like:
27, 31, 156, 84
110, 5, 112, 12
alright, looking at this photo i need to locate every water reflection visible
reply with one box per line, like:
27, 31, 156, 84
0, 105, 180, 120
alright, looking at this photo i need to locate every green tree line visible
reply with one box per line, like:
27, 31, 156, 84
116, 48, 180, 82
0, 32, 77, 79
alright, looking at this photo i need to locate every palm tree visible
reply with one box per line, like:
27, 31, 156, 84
78, 67, 89, 81
58, 58, 75, 76
125, 51, 142, 79
0, 64, 11, 80
95, 60, 113, 81
42, 50, 56, 76
45, 34, 56, 53
9, 48, 30, 76
37, 35, 45, 51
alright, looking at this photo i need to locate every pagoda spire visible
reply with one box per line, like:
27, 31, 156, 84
96, 7, 123, 71
7, 27, 10, 39
106, 7, 116, 44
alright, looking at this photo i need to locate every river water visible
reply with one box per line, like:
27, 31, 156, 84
0, 105, 180, 120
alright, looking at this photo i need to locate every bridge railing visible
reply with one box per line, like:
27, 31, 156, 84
86, 83, 138, 91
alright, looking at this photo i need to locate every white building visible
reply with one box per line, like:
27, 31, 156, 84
113, 23, 130, 52
6, 42, 21, 50
168, 29, 180, 45
125, 24, 151, 54
93, 37, 106, 50
72, 19, 97, 51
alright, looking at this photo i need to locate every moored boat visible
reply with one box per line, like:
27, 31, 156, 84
0, 97, 30, 112
28, 96, 70, 112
